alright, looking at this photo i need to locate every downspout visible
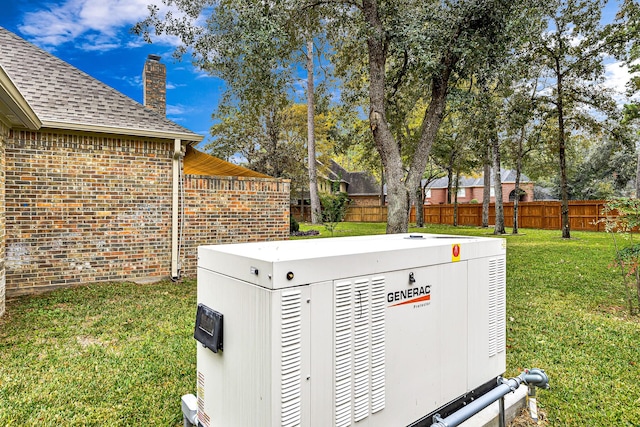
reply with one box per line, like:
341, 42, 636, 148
172, 138, 184, 280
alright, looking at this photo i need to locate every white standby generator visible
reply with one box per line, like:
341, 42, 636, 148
194, 233, 507, 427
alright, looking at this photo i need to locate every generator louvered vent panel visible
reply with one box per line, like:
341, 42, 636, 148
334, 276, 386, 427
488, 258, 506, 357
335, 280, 353, 427
281, 290, 302, 427
353, 279, 370, 422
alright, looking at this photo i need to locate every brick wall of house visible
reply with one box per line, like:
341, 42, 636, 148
428, 188, 448, 204
426, 182, 535, 205
3, 129, 290, 298
0, 122, 6, 316
180, 175, 290, 276
4, 130, 174, 296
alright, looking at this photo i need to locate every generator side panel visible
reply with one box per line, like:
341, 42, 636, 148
467, 255, 507, 389
308, 281, 336, 427
383, 263, 469, 425
196, 268, 273, 427
324, 262, 469, 427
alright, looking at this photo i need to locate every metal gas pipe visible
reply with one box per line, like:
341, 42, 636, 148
430, 369, 550, 427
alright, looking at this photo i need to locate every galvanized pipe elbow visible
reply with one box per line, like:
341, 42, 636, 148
522, 368, 550, 389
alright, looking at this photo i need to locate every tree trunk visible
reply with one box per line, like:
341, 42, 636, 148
482, 144, 491, 228
306, 36, 321, 224
453, 172, 459, 226
513, 127, 526, 234
380, 166, 385, 206
492, 131, 505, 235
416, 185, 424, 227
362, 0, 456, 234
362, 0, 407, 233
446, 163, 454, 204
556, 65, 571, 239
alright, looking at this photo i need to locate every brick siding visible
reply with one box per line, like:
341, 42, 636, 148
0, 122, 6, 316
5, 131, 173, 296
3, 130, 289, 299
180, 175, 290, 275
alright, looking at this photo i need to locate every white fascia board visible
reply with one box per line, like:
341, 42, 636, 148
0, 65, 42, 130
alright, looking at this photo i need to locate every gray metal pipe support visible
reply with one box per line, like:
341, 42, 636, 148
430, 370, 549, 427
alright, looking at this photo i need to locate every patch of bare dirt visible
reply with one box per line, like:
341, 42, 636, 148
508, 407, 547, 427
76, 335, 105, 348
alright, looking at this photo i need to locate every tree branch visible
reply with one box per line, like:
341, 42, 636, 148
390, 50, 409, 99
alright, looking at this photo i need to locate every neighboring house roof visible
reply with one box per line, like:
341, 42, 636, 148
183, 146, 271, 178
426, 169, 531, 189
329, 161, 380, 196
0, 27, 201, 142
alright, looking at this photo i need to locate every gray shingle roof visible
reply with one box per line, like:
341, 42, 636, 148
0, 27, 201, 141
426, 169, 531, 189
329, 161, 381, 195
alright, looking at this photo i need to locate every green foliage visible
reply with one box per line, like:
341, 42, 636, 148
135, 0, 331, 186
290, 215, 300, 233
318, 191, 350, 236
614, 0, 640, 96
531, 0, 627, 237
601, 198, 640, 315
327, 0, 543, 233
568, 128, 636, 199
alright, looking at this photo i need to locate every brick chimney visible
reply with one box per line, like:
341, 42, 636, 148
143, 54, 166, 116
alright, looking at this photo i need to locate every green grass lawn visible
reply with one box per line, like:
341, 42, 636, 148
0, 280, 197, 426
1, 223, 639, 425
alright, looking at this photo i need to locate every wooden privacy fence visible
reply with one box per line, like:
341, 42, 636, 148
330, 201, 610, 232
344, 205, 388, 223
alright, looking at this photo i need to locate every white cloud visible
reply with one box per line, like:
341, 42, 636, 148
18, 0, 190, 50
113, 74, 143, 88
167, 104, 190, 116
603, 59, 640, 105
194, 70, 216, 79
604, 60, 631, 93
166, 81, 187, 90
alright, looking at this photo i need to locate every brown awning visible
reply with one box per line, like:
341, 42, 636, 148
183, 145, 271, 178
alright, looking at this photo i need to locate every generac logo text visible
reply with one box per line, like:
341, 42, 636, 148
387, 285, 431, 307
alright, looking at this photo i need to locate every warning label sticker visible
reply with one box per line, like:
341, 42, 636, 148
452, 244, 461, 262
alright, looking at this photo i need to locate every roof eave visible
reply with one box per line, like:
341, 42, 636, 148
40, 120, 204, 142
0, 65, 41, 130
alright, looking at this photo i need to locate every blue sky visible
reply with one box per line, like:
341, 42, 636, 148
0, 0, 223, 141
0, 0, 635, 148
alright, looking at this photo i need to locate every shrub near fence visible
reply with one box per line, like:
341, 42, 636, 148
304, 201, 608, 231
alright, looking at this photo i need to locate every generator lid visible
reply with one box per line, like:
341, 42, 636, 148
198, 233, 506, 290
